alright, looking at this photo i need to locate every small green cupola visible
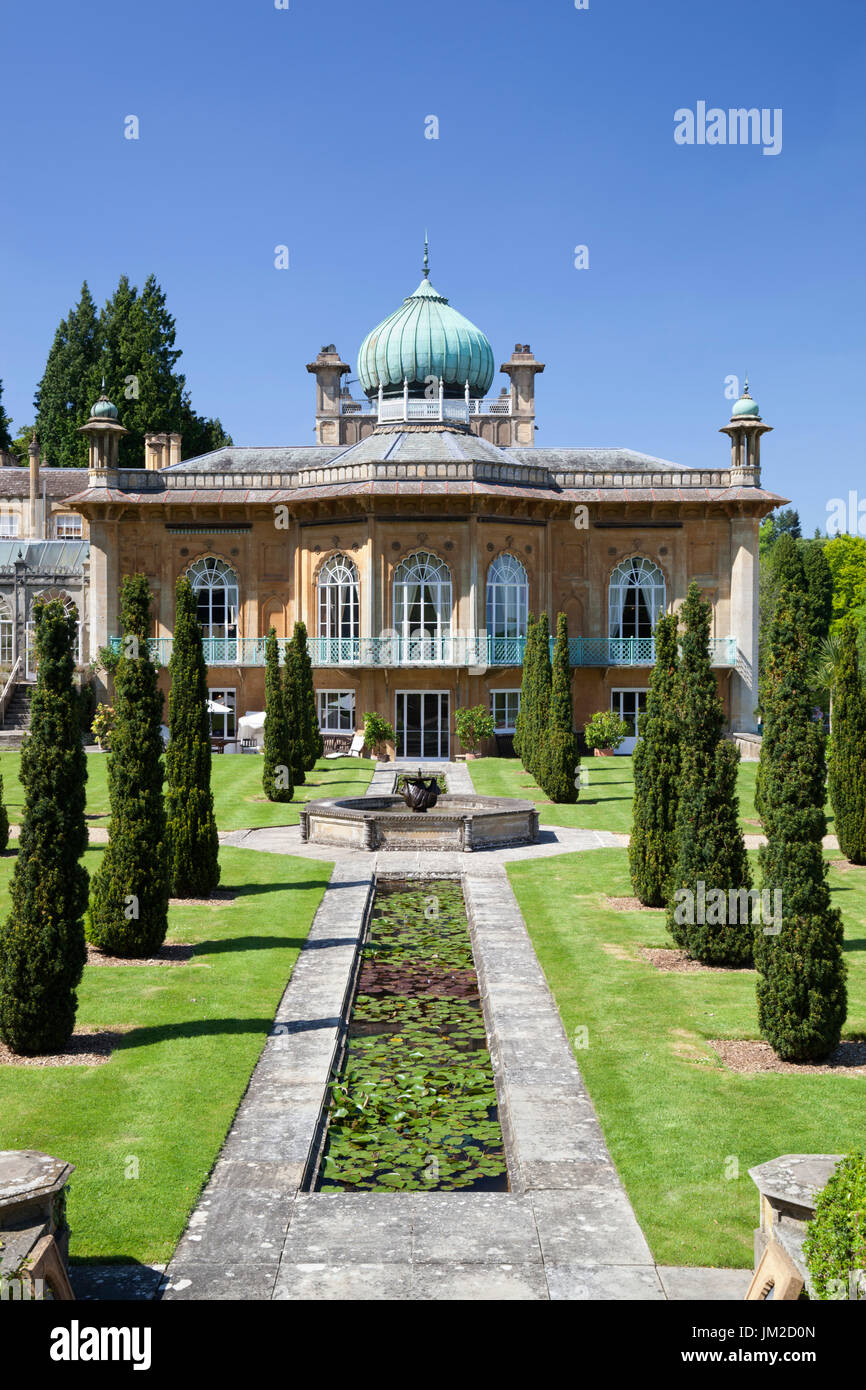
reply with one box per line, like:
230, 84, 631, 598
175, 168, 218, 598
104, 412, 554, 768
731, 376, 761, 419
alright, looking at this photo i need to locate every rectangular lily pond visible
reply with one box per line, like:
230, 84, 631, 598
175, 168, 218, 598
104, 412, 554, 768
312, 877, 508, 1193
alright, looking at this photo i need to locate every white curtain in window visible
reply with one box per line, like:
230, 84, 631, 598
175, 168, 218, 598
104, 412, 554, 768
608, 558, 665, 639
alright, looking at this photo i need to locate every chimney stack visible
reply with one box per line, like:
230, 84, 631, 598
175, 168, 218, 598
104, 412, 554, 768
28, 433, 40, 538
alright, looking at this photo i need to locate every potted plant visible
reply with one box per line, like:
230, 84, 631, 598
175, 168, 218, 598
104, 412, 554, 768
454, 704, 495, 759
92, 702, 115, 751
363, 710, 396, 762
584, 709, 630, 757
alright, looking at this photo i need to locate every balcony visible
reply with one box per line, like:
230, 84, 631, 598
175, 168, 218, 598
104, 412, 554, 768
109, 634, 738, 669
339, 384, 513, 424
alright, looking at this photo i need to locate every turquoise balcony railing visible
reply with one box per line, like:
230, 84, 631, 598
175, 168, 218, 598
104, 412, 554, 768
110, 634, 738, 669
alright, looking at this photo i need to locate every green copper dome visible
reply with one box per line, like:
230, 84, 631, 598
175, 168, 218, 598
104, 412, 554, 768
90, 392, 119, 420
731, 379, 760, 419
357, 258, 495, 401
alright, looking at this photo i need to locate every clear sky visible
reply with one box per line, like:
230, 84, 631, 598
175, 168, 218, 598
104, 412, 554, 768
1, 0, 863, 533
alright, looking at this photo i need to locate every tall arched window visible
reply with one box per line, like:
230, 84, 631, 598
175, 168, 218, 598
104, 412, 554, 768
186, 557, 239, 642
394, 551, 452, 660
486, 553, 529, 640
318, 554, 359, 641
27, 589, 82, 674
0, 598, 13, 666
608, 558, 666, 640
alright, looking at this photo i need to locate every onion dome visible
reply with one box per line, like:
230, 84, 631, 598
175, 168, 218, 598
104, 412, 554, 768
731, 377, 760, 419
89, 392, 119, 420
357, 242, 495, 400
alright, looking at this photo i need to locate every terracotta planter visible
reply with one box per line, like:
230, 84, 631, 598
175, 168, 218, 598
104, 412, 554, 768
384, 740, 396, 763
593, 747, 614, 757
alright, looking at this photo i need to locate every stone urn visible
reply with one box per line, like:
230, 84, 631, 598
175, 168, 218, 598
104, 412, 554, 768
398, 771, 441, 813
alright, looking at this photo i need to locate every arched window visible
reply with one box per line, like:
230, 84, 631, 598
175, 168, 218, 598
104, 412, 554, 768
0, 598, 13, 667
318, 554, 359, 641
186, 557, 239, 641
486, 553, 528, 640
27, 589, 82, 673
394, 552, 452, 659
608, 558, 666, 640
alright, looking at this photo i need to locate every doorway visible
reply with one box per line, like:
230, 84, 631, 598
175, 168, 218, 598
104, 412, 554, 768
395, 691, 450, 760
610, 688, 648, 755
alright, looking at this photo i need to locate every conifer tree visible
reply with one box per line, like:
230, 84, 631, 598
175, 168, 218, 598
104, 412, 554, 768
291, 621, 322, 770
755, 578, 847, 1060
263, 628, 294, 803
0, 601, 88, 1054
165, 578, 220, 897
529, 613, 552, 785
629, 611, 681, 906
284, 635, 305, 787
88, 576, 169, 956
0, 775, 8, 854
539, 612, 579, 802
513, 614, 537, 768
33, 282, 102, 467
667, 584, 753, 965
827, 621, 866, 864
802, 543, 834, 650
0, 379, 13, 452
756, 533, 809, 820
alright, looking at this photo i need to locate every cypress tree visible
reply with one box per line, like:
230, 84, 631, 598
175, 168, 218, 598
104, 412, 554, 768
88, 576, 169, 956
756, 534, 809, 820
263, 628, 294, 803
165, 578, 220, 897
827, 621, 866, 865
755, 578, 847, 1060
802, 543, 834, 650
539, 613, 579, 802
629, 611, 681, 906
667, 584, 753, 965
529, 612, 552, 785
0, 601, 88, 1054
291, 621, 323, 770
284, 636, 305, 787
513, 614, 537, 768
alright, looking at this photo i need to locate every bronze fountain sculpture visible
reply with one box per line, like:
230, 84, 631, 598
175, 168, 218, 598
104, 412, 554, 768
397, 769, 441, 812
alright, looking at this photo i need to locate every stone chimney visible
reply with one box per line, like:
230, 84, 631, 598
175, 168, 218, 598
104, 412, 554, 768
28, 433, 40, 538
144, 433, 167, 470
306, 345, 350, 445
168, 432, 182, 467
500, 345, 544, 446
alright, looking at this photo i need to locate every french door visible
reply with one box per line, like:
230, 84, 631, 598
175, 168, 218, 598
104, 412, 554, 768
610, 689, 648, 755
395, 691, 450, 760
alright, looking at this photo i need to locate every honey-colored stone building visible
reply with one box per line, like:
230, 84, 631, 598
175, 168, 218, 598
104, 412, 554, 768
67, 257, 786, 758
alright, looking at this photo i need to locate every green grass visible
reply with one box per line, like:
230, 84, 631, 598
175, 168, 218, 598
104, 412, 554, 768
0, 751, 375, 832
508, 847, 866, 1267
468, 755, 834, 838
0, 844, 331, 1264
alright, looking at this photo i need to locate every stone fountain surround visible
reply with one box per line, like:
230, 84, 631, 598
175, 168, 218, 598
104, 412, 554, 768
299, 769, 540, 853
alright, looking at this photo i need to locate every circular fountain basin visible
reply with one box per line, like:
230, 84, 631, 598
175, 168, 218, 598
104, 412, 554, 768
299, 794, 540, 853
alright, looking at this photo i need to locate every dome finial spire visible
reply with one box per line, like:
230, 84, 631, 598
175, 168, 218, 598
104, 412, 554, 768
423, 231, 430, 279
744, 371, 750, 396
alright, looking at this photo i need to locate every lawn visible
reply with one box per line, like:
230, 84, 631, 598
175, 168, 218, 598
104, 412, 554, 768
0, 751, 375, 832
508, 847, 866, 1267
468, 754, 834, 837
0, 843, 331, 1264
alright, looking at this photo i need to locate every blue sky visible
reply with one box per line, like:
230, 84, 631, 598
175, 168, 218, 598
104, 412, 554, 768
1, 0, 863, 533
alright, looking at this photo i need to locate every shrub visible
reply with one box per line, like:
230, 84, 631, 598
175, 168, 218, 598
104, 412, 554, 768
584, 709, 629, 753
513, 614, 536, 768
667, 584, 753, 966
291, 621, 323, 770
262, 628, 294, 803
629, 611, 681, 906
88, 575, 170, 957
803, 1152, 866, 1300
0, 600, 88, 1054
538, 613, 579, 803
165, 577, 220, 898
827, 621, 866, 864
363, 711, 394, 758
92, 702, 115, 749
527, 612, 552, 783
754, 572, 847, 1059
455, 705, 495, 755
284, 636, 305, 787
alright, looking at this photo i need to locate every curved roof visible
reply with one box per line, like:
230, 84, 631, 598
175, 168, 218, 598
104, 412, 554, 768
357, 276, 495, 400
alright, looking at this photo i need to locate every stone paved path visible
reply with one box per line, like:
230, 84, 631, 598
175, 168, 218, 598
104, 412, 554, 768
163, 762, 751, 1301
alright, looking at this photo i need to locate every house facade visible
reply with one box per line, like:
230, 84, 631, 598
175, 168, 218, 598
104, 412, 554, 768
66, 257, 785, 757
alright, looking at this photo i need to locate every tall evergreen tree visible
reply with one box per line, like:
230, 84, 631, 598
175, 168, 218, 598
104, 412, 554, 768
667, 584, 753, 965
529, 613, 552, 785
88, 576, 169, 956
291, 621, 322, 770
262, 628, 294, 803
755, 576, 847, 1060
629, 611, 681, 906
165, 578, 220, 897
0, 601, 88, 1054
33, 282, 102, 467
513, 614, 537, 768
802, 543, 834, 650
539, 613, 579, 802
757, 533, 809, 818
0, 379, 13, 452
284, 635, 306, 787
827, 621, 866, 865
